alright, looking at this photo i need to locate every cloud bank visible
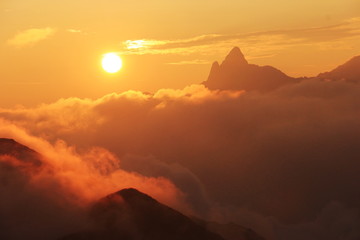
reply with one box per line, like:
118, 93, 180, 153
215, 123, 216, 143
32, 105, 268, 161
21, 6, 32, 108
0, 120, 189, 239
1, 79, 360, 239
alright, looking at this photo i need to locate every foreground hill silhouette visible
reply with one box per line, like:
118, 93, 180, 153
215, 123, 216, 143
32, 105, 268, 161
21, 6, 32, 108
0, 138, 42, 166
61, 188, 225, 240
0, 138, 264, 240
204, 47, 360, 91
194, 218, 265, 240
61, 188, 265, 240
60, 188, 263, 240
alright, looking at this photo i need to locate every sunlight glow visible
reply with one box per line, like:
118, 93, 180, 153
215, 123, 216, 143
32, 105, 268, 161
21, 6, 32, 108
102, 53, 123, 73
124, 39, 166, 50
125, 40, 147, 49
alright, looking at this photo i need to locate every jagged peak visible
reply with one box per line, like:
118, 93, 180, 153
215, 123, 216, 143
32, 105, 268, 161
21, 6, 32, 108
211, 61, 220, 69
222, 47, 248, 66
209, 61, 220, 74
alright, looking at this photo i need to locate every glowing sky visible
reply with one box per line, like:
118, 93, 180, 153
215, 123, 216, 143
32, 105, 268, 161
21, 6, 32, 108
1, 0, 360, 106
1, 2, 360, 239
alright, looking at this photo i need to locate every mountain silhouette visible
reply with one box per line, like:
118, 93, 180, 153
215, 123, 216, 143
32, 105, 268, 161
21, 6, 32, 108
61, 188, 265, 240
222, 47, 248, 67
1, 139, 265, 240
60, 188, 226, 240
204, 47, 301, 92
194, 218, 265, 240
204, 47, 360, 92
317, 55, 360, 83
0, 138, 42, 167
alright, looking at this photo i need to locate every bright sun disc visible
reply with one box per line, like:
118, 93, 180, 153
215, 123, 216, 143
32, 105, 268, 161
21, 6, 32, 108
102, 53, 122, 73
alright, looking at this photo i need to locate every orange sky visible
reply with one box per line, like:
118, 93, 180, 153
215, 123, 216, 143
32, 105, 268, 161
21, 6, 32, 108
1, 0, 360, 107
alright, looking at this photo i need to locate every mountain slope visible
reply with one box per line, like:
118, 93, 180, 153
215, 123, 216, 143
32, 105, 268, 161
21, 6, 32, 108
61, 188, 226, 240
204, 47, 360, 92
204, 47, 300, 92
0, 138, 42, 166
317, 55, 360, 82
1, 139, 265, 240
194, 218, 265, 240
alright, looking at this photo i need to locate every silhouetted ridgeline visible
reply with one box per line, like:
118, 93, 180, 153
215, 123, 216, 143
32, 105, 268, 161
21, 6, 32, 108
204, 47, 360, 92
0, 138, 264, 240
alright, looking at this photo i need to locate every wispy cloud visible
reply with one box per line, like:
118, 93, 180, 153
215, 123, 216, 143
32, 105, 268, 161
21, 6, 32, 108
166, 59, 211, 65
7, 27, 56, 47
66, 29, 82, 33
119, 17, 360, 57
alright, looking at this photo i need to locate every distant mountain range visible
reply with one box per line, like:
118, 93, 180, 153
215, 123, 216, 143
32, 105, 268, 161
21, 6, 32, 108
203, 47, 360, 92
0, 138, 264, 240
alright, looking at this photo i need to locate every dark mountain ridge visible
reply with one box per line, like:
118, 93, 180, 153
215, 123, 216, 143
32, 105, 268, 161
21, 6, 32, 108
317, 55, 360, 83
204, 47, 360, 92
204, 47, 302, 92
0, 137, 42, 167
0, 138, 264, 240
61, 188, 226, 240
62, 188, 265, 240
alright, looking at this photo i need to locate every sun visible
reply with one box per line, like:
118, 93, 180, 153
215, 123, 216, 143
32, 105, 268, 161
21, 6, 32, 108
102, 53, 123, 73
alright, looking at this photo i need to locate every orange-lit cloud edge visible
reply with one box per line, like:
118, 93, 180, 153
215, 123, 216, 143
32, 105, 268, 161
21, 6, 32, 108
0, 85, 242, 212
1, 74, 360, 239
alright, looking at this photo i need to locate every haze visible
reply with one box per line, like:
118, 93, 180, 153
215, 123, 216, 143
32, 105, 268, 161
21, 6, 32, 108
1, 1, 360, 240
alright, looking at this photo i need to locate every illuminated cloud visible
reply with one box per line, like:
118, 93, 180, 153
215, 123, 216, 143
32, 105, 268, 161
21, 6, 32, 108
7, 27, 56, 47
0, 119, 190, 239
0, 119, 186, 207
1, 78, 360, 239
66, 29, 82, 33
166, 59, 211, 65
120, 17, 360, 57
123, 39, 166, 50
